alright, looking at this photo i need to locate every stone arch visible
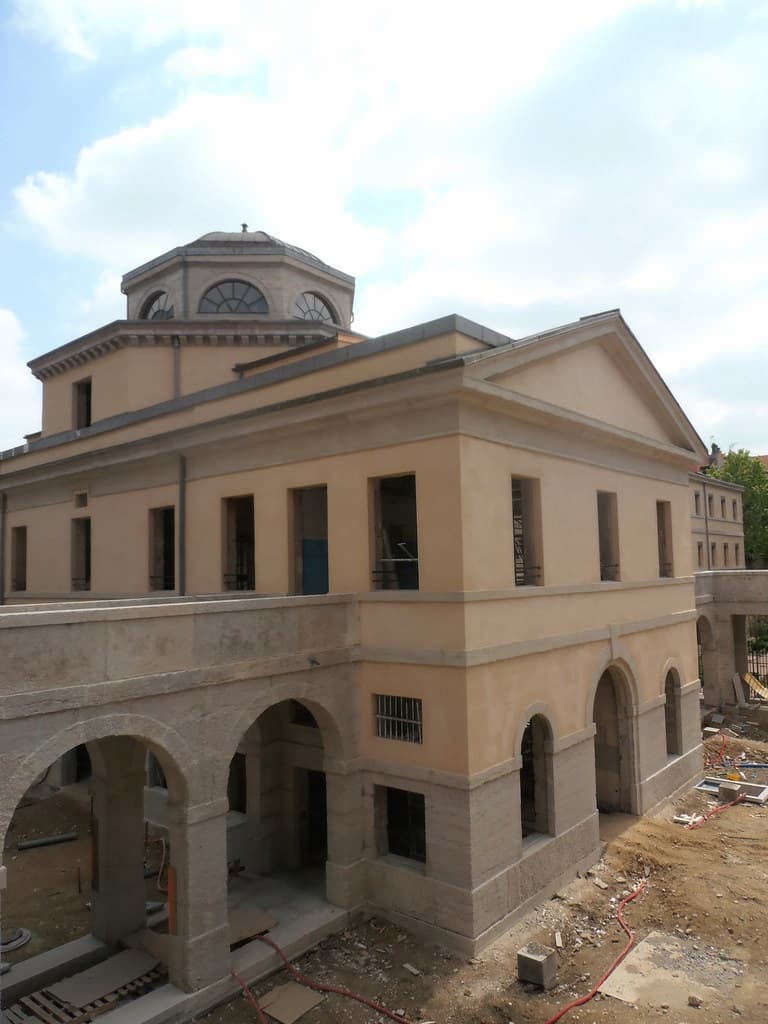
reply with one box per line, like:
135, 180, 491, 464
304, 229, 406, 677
590, 660, 639, 814
1, 712, 194, 848
663, 664, 683, 756
585, 655, 639, 728
517, 707, 555, 839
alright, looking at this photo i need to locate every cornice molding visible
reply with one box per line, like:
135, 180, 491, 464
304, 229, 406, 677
28, 319, 338, 380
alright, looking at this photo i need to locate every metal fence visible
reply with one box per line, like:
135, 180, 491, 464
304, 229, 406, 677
747, 648, 768, 681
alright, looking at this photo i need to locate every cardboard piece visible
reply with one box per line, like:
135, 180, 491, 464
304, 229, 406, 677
258, 982, 324, 1024
228, 902, 277, 946
47, 949, 158, 1007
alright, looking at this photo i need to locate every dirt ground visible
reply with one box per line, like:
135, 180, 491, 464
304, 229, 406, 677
4, 728, 768, 1023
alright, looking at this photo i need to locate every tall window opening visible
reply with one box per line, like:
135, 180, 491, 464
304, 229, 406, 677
597, 491, 620, 581
694, 491, 700, 514
71, 517, 91, 591
10, 526, 27, 591
697, 542, 704, 568
723, 543, 729, 566
73, 378, 92, 429
520, 715, 553, 838
371, 474, 418, 590
736, 543, 741, 566
223, 495, 255, 590
149, 507, 175, 590
656, 500, 674, 577
376, 786, 426, 863
511, 477, 543, 585
707, 494, 714, 516
711, 542, 717, 568
732, 499, 738, 520
291, 486, 328, 595
664, 670, 682, 756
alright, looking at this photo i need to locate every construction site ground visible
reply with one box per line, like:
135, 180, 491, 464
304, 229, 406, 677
3, 726, 768, 1024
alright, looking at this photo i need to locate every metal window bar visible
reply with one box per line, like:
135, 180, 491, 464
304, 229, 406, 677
375, 695, 423, 743
373, 540, 418, 591
748, 649, 768, 682
600, 562, 620, 582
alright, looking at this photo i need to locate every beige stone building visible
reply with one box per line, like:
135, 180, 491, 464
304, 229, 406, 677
0, 231, 707, 998
689, 471, 744, 571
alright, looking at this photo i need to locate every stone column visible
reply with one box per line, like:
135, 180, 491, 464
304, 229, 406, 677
166, 798, 230, 992
324, 766, 364, 909
89, 745, 146, 945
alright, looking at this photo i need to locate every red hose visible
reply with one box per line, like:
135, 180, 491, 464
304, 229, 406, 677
685, 792, 745, 829
705, 733, 727, 768
232, 934, 413, 1024
230, 969, 269, 1024
540, 877, 647, 1024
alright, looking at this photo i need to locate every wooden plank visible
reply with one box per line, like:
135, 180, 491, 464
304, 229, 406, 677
47, 951, 158, 1007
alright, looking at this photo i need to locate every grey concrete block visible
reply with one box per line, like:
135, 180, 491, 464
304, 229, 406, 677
517, 942, 557, 990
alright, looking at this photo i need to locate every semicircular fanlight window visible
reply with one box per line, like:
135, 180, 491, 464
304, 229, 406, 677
141, 292, 175, 320
293, 292, 336, 324
198, 280, 268, 314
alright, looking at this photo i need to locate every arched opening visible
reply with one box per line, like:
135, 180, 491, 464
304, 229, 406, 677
2, 735, 180, 1006
519, 715, 553, 839
664, 670, 683, 756
224, 699, 341, 951
592, 667, 635, 814
697, 615, 718, 704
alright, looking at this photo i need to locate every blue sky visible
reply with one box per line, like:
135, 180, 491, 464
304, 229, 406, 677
1, 0, 768, 453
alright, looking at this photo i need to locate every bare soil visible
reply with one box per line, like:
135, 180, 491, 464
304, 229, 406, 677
4, 730, 768, 1024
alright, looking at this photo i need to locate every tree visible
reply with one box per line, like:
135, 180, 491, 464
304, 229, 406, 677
708, 448, 768, 567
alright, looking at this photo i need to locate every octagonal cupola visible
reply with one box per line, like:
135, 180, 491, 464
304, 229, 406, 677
121, 227, 355, 329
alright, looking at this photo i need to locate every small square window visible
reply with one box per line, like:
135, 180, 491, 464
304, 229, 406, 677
74, 491, 88, 508
375, 694, 423, 743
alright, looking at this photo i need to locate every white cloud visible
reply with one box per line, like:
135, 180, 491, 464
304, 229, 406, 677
0, 310, 41, 451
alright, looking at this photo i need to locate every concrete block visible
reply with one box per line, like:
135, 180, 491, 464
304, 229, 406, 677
517, 942, 557, 990
718, 780, 744, 804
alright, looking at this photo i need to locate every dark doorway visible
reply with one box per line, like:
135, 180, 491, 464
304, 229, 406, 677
292, 486, 329, 595
520, 716, 552, 837
299, 769, 327, 866
223, 495, 255, 590
372, 474, 419, 590
593, 669, 634, 813
149, 506, 175, 590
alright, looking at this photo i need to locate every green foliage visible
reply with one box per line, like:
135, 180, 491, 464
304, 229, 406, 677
709, 449, 768, 566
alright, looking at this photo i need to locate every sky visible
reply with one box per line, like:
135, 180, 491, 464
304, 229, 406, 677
1, 0, 768, 454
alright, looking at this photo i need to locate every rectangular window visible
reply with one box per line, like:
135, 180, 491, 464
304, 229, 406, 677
656, 500, 674, 578
694, 491, 700, 515
72, 517, 91, 591
378, 786, 426, 863
375, 695, 423, 743
149, 507, 175, 591
707, 494, 714, 516
511, 477, 543, 585
597, 491, 620, 581
371, 474, 419, 590
223, 495, 255, 590
697, 542, 703, 569
291, 485, 328, 595
733, 499, 738, 520
10, 526, 27, 592
736, 543, 740, 566
723, 543, 729, 567
711, 542, 717, 568
721, 496, 726, 518
73, 378, 92, 429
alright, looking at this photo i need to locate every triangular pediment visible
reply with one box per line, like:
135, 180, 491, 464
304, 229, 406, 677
466, 314, 705, 456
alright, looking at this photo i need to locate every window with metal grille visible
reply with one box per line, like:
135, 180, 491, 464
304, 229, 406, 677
375, 694, 423, 743
511, 477, 543, 585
